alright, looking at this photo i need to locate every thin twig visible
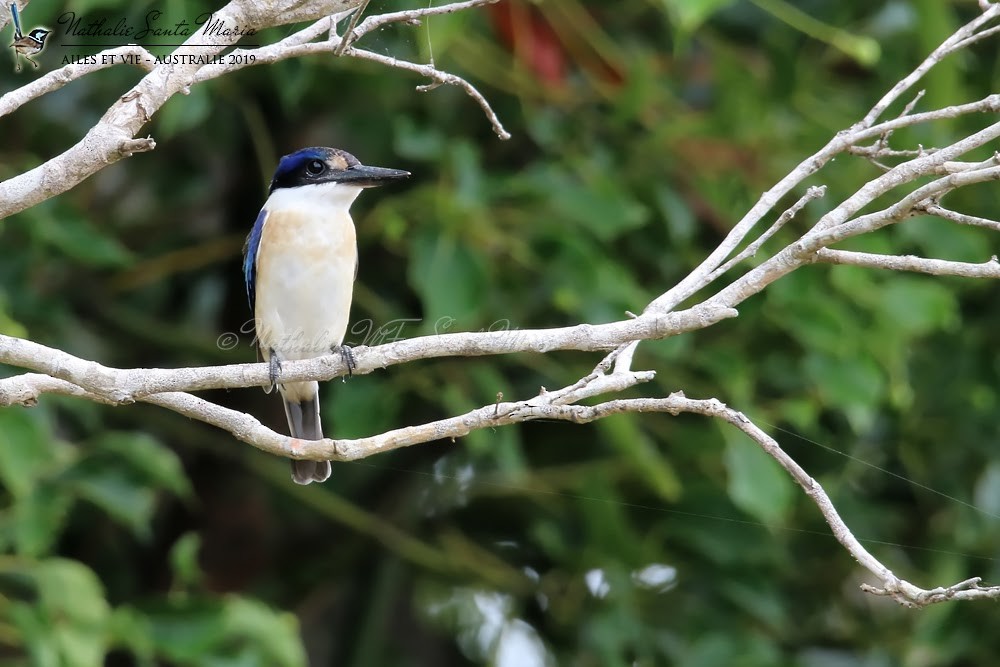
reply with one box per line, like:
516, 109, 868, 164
815, 249, 1000, 278
921, 203, 1000, 231
861, 5, 1000, 126
708, 186, 827, 282
346, 46, 511, 139
334, 0, 370, 55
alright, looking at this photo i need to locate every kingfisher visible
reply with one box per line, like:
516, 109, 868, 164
8, 4, 49, 71
243, 147, 409, 484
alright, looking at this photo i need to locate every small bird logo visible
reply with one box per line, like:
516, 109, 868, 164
8, 3, 49, 71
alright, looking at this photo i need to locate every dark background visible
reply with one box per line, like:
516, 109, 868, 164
2, 0, 1000, 665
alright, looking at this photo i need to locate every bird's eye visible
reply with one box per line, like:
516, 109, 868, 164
305, 160, 326, 176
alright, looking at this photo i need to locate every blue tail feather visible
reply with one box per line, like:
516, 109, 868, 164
10, 4, 22, 38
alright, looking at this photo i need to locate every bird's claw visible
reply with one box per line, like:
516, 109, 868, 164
268, 349, 282, 392
336, 344, 356, 378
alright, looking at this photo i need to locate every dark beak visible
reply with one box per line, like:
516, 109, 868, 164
334, 165, 410, 187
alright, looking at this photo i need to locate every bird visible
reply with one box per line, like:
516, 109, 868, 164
243, 147, 409, 484
8, 4, 49, 71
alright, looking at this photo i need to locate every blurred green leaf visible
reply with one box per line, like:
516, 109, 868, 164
528, 165, 650, 242
36, 559, 111, 667
408, 230, 489, 320
974, 462, 1000, 517
0, 290, 28, 337
653, 185, 697, 245
660, 0, 736, 36
66, 466, 156, 539
328, 374, 402, 440
221, 597, 307, 667
722, 430, 794, 526
88, 432, 193, 499
9, 601, 61, 667
107, 606, 156, 666
157, 86, 213, 139
752, 0, 881, 66
32, 215, 132, 268
0, 412, 74, 556
12, 485, 74, 558
803, 352, 885, 430
169, 532, 203, 591
147, 601, 229, 662
598, 416, 682, 501
146, 597, 306, 667
0, 410, 60, 499
58, 431, 191, 538
877, 277, 957, 336
394, 116, 446, 161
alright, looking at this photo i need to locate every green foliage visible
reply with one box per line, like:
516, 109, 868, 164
8, 558, 111, 667
722, 430, 794, 527
3, 0, 1000, 665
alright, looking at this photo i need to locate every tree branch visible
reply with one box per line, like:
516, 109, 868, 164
0, 305, 735, 403
642, 94, 1000, 316
860, 4, 1000, 126
921, 203, 1000, 231
814, 249, 1000, 278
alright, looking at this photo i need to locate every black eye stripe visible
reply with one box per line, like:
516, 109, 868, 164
305, 160, 326, 176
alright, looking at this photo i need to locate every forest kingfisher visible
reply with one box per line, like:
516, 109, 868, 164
243, 147, 409, 484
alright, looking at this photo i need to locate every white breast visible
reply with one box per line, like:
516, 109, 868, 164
253, 184, 361, 361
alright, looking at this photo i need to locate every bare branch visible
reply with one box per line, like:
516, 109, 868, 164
848, 144, 931, 160
861, 5, 1000, 125
350, 0, 499, 39
0, 46, 156, 118
952, 20, 1000, 52
0, 306, 736, 403
921, 203, 1000, 231
131, 370, 660, 463
707, 185, 827, 282
346, 46, 510, 139
0, 373, 109, 407
861, 577, 1000, 605
814, 163, 1000, 242
334, 0, 370, 55
643, 94, 1000, 316
185, 0, 509, 139
7, 362, 995, 607
705, 163, 1000, 311
513, 394, 1000, 606
815, 249, 1000, 279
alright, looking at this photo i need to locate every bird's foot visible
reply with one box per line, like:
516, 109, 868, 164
334, 344, 356, 378
268, 348, 282, 392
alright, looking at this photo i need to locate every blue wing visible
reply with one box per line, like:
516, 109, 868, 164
243, 208, 267, 315
10, 4, 23, 38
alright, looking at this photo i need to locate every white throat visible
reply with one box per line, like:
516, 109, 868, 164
266, 182, 364, 212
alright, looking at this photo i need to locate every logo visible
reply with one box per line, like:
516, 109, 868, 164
8, 3, 50, 72
6, 5, 259, 73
